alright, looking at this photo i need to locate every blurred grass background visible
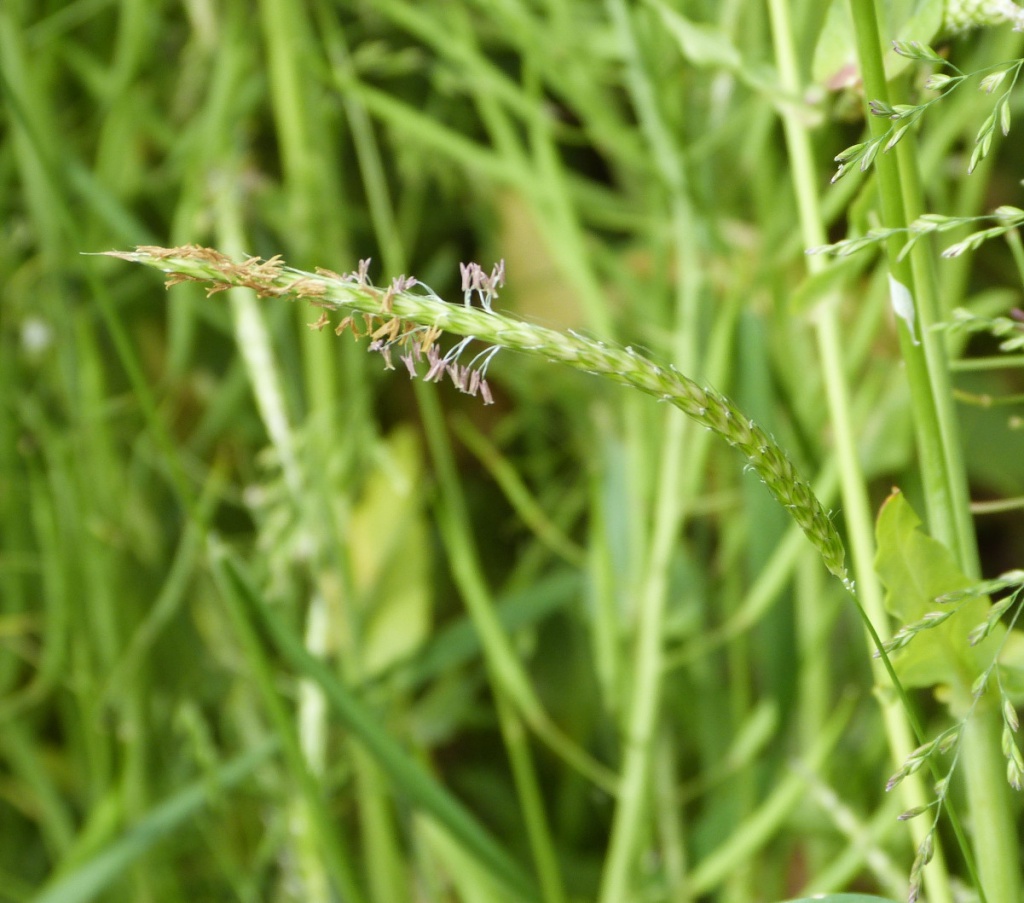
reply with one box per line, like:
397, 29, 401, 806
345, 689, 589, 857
2, 1, 1024, 901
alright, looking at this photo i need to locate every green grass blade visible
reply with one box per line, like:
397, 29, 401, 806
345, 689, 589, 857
31, 741, 277, 903
212, 543, 542, 903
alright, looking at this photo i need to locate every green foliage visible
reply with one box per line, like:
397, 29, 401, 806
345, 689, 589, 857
3, 1, 1024, 902
875, 489, 1000, 697
829, 43, 1023, 182
31, 743, 278, 903
809, 206, 1024, 259
939, 305, 1024, 350
873, 492, 1024, 901
345, 426, 433, 675
812, 0, 944, 87
780, 895, 900, 903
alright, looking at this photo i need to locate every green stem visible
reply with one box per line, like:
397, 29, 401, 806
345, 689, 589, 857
209, 543, 367, 903
494, 691, 569, 903
416, 379, 569, 903
766, 2, 955, 900
847, 4, 1018, 901
597, 0, 701, 896
847, 0, 977, 575
213, 545, 542, 902
961, 701, 1020, 903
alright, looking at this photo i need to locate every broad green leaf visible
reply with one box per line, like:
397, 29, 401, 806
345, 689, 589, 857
813, 0, 944, 88
813, 0, 862, 90
874, 489, 1002, 702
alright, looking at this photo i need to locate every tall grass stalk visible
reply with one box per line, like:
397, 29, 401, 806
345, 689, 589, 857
767, 1, 956, 899
596, 2, 701, 899
847, 3, 1019, 901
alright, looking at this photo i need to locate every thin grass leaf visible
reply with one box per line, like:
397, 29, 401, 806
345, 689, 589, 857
30, 742, 278, 903
211, 544, 542, 903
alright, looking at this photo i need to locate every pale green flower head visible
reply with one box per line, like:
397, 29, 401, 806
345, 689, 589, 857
944, 0, 1024, 32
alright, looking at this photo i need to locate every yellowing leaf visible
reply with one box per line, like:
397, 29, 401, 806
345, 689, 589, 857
349, 426, 432, 675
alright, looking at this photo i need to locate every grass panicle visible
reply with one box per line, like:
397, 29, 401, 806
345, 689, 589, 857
103, 245, 848, 582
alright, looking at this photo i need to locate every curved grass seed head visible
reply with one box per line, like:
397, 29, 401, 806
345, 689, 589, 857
103, 245, 849, 583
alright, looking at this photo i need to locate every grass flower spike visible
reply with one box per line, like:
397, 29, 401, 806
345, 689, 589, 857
105, 245, 848, 583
